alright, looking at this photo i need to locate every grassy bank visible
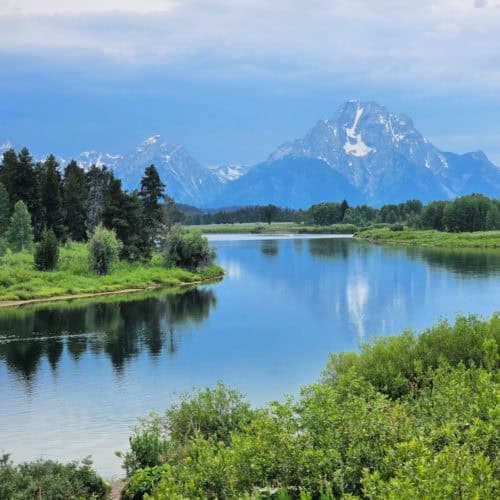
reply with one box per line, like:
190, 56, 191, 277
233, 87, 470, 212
0, 241, 223, 304
186, 222, 357, 234
355, 227, 500, 248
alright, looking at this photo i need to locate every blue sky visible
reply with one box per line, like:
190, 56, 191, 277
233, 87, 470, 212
1, 0, 500, 166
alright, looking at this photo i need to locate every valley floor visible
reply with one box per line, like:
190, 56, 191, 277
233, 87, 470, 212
0, 242, 224, 306
354, 228, 500, 248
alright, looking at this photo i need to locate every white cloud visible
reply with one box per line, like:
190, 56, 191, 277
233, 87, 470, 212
0, 0, 499, 90
0, 1, 175, 16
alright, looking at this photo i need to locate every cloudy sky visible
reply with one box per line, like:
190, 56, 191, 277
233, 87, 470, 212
1, 0, 500, 165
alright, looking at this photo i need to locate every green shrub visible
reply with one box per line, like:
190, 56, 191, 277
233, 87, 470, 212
34, 229, 59, 271
0, 455, 110, 500
88, 224, 123, 275
122, 314, 499, 499
163, 226, 216, 270
121, 383, 253, 478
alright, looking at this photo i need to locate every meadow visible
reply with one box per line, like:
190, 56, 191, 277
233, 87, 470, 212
0, 241, 223, 303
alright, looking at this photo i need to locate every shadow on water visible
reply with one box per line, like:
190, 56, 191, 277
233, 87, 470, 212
0, 287, 217, 384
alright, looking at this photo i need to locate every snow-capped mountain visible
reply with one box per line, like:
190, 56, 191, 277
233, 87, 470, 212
1, 101, 498, 207
110, 135, 222, 205
264, 100, 499, 205
207, 163, 251, 184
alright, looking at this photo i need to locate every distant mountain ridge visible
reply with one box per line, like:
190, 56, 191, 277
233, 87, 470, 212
2, 101, 499, 207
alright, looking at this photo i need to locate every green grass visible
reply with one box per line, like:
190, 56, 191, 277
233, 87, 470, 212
185, 222, 358, 234
355, 227, 500, 248
0, 241, 224, 303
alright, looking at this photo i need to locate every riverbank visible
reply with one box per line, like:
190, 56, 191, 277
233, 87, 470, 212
0, 241, 224, 305
186, 222, 358, 234
354, 227, 500, 248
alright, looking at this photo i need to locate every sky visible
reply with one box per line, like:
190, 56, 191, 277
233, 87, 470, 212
0, 0, 500, 166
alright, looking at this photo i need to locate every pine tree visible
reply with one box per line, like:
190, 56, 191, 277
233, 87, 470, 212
102, 178, 148, 260
0, 182, 10, 236
0, 149, 20, 207
39, 155, 65, 239
17, 148, 37, 212
140, 164, 165, 247
63, 160, 87, 241
7, 200, 34, 252
85, 165, 112, 234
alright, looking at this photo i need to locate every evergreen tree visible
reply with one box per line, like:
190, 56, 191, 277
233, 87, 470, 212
0, 149, 20, 207
85, 165, 112, 234
102, 178, 148, 260
39, 155, 65, 239
0, 182, 10, 235
7, 200, 33, 252
341, 199, 349, 219
17, 148, 37, 212
63, 160, 87, 241
140, 164, 165, 249
164, 195, 183, 232
34, 229, 59, 270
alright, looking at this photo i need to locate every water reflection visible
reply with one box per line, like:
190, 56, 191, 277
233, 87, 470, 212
261, 239, 279, 256
0, 288, 217, 383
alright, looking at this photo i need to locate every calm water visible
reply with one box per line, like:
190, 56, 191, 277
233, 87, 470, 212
0, 235, 499, 476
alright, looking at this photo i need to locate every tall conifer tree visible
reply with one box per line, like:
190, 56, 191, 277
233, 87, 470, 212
63, 160, 87, 241
0, 182, 10, 235
40, 155, 65, 239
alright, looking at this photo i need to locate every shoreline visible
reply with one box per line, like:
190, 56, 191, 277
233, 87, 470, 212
353, 228, 500, 249
0, 273, 224, 309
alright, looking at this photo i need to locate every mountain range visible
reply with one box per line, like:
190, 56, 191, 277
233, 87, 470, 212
2, 101, 499, 207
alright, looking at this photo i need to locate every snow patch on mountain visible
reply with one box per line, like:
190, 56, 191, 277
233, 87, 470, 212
343, 105, 373, 157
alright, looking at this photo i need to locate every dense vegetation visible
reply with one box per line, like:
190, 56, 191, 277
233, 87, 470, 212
0, 148, 219, 302
0, 455, 110, 500
186, 195, 500, 233
118, 314, 499, 499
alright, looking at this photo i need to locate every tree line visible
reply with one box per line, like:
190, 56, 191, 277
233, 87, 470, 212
0, 147, 169, 260
187, 195, 500, 232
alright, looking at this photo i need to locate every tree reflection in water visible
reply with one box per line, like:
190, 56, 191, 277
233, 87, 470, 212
0, 288, 217, 383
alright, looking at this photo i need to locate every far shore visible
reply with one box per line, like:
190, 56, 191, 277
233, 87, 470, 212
354, 227, 500, 249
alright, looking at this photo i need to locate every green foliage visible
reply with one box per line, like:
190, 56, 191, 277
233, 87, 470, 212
0, 454, 110, 500
163, 226, 216, 270
63, 160, 88, 241
121, 382, 252, 478
355, 227, 500, 248
261, 204, 280, 225
323, 314, 499, 398
6, 200, 33, 252
0, 181, 10, 235
123, 314, 499, 499
389, 223, 404, 231
88, 224, 123, 275
34, 228, 59, 271
39, 154, 66, 239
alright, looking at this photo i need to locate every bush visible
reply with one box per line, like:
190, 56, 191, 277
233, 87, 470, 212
163, 226, 215, 270
0, 455, 110, 500
122, 314, 499, 499
34, 229, 59, 271
88, 224, 123, 275
121, 383, 253, 478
